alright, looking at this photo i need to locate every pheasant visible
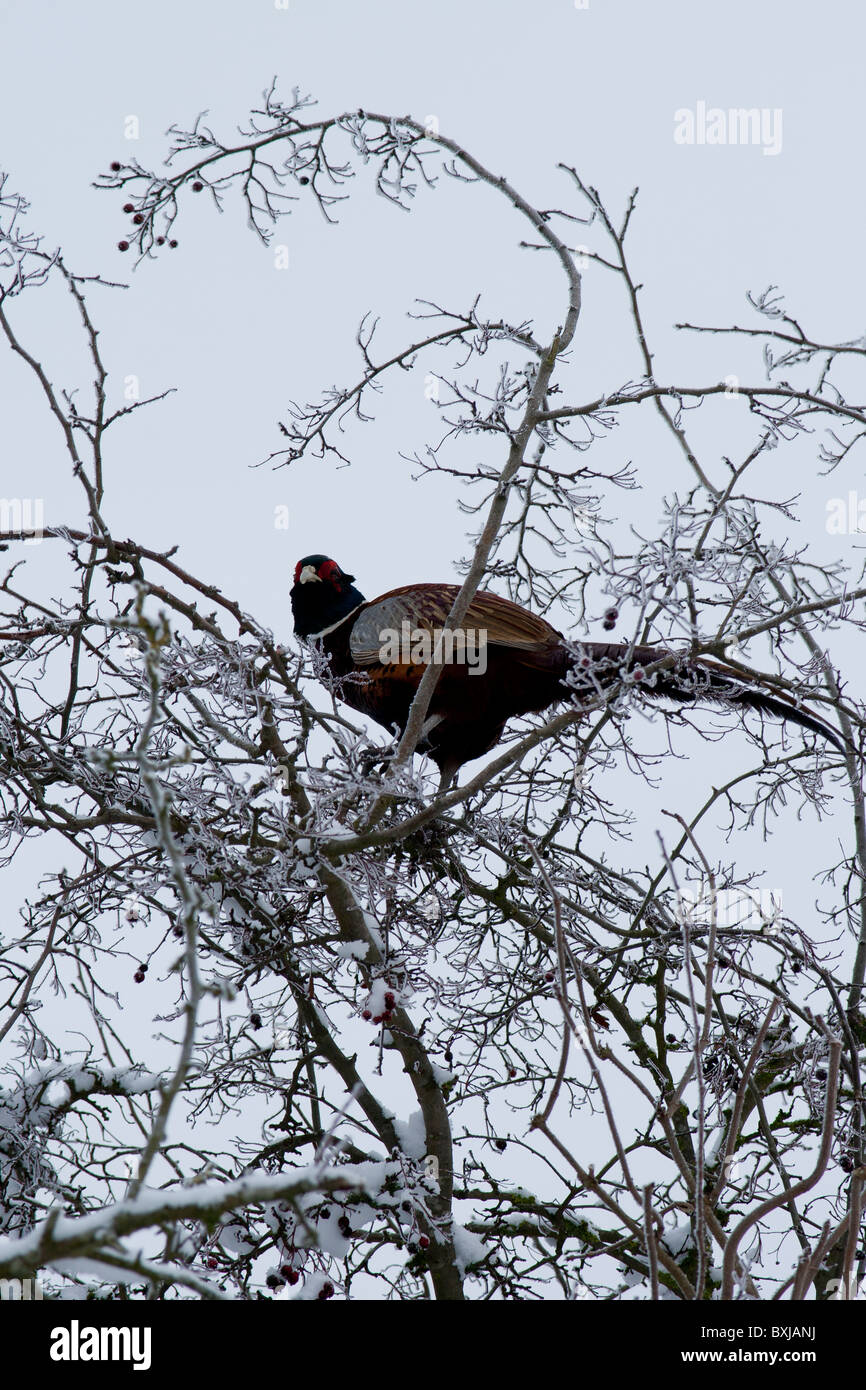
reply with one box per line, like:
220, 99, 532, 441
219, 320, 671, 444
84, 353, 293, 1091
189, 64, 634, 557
290, 554, 845, 787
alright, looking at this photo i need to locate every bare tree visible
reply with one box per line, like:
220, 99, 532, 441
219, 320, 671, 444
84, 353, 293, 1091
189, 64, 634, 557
0, 89, 864, 1303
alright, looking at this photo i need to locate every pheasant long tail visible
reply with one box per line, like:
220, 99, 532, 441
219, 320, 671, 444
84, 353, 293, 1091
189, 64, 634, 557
568, 642, 847, 756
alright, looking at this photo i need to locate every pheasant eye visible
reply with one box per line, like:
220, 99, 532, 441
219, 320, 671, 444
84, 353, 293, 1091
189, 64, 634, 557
319, 560, 341, 586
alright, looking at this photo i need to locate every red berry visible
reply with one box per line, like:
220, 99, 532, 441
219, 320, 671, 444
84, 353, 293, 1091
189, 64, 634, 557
285, 1270, 299, 1285
299, 176, 310, 185
206, 1257, 218, 1269
633, 668, 644, 681
117, 241, 130, 252
508, 1066, 517, 1077
156, 236, 165, 246
192, 181, 203, 192
132, 213, 144, 225
384, 992, 396, 1010
250, 1013, 262, 1029
362, 1009, 372, 1020
123, 203, 135, 213
418, 1235, 430, 1249
318, 1281, 334, 1300
382, 1010, 393, 1022
133, 969, 145, 983
544, 971, 555, 982
110, 161, 122, 172
169, 239, 178, 248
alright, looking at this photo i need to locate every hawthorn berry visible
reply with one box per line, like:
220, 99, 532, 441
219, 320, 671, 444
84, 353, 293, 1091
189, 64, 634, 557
418, 1235, 430, 1250
192, 181, 203, 192
110, 161, 122, 172
123, 203, 135, 213
133, 969, 145, 983
299, 176, 310, 185
318, 1281, 334, 1300
132, 213, 144, 225
169, 239, 178, 249
156, 236, 165, 246
206, 1257, 218, 1270
362, 1009, 372, 1020
117, 241, 130, 252
250, 1013, 262, 1029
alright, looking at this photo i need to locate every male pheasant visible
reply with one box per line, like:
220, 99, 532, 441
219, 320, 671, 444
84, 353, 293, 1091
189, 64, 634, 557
291, 554, 844, 786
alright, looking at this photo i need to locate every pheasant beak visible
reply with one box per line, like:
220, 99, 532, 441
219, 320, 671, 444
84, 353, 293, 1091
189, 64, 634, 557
298, 565, 322, 585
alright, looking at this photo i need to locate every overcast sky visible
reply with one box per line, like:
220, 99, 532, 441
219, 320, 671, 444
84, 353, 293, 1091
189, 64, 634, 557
3, 0, 863, 611
2, 0, 864, 975
2, 3, 866, 1301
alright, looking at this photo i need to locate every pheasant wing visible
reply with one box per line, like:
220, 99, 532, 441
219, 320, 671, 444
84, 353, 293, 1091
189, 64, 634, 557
349, 584, 562, 667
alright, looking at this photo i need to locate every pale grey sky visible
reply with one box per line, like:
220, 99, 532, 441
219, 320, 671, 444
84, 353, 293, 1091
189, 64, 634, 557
1, 0, 864, 1297
2, 0, 863, 930
2, 0, 863, 620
